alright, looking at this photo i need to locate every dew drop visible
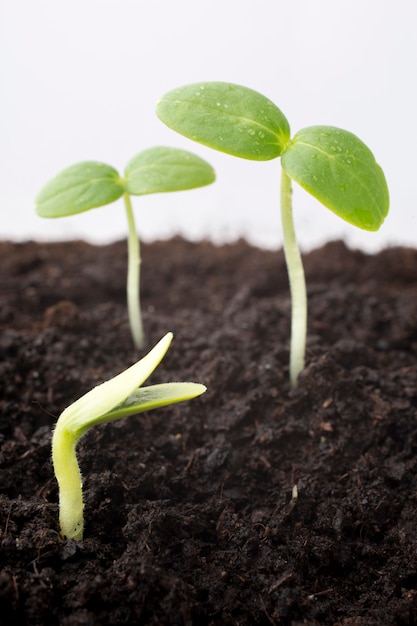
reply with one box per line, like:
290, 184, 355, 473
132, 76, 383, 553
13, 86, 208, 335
247, 128, 256, 136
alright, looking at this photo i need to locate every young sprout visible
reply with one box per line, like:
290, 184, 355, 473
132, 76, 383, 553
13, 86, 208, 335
35, 147, 215, 349
156, 82, 389, 386
52, 332, 206, 540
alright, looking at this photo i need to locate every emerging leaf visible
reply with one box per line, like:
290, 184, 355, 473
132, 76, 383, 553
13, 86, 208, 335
60, 333, 174, 436
36, 161, 124, 217
103, 382, 207, 421
281, 126, 389, 231
157, 82, 291, 161
124, 147, 215, 195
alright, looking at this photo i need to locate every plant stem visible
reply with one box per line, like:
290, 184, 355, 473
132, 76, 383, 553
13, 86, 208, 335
280, 168, 307, 386
123, 193, 144, 349
52, 424, 84, 540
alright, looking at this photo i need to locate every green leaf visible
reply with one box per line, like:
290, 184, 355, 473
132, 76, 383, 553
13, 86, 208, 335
103, 382, 207, 421
281, 126, 389, 231
35, 161, 125, 218
60, 333, 174, 436
157, 82, 291, 161
124, 146, 215, 195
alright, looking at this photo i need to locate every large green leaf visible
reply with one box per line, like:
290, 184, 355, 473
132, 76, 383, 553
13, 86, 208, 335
124, 146, 215, 195
35, 161, 124, 217
281, 126, 389, 231
156, 82, 290, 161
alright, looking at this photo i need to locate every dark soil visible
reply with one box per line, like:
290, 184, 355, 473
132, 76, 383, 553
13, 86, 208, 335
1, 237, 417, 626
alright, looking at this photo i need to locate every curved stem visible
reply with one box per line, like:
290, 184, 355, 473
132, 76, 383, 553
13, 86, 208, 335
280, 168, 307, 386
124, 193, 144, 349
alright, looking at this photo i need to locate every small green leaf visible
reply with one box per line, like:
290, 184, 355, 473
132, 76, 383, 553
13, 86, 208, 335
104, 382, 207, 421
157, 82, 290, 161
35, 161, 124, 218
60, 333, 174, 436
281, 126, 389, 231
124, 146, 215, 195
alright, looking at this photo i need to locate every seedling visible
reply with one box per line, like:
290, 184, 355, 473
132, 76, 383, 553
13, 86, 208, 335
52, 332, 206, 540
157, 82, 389, 385
35, 147, 215, 349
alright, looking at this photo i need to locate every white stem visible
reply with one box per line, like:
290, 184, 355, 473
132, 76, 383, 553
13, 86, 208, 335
280, 168, 307, 386
124, 193, 144, 349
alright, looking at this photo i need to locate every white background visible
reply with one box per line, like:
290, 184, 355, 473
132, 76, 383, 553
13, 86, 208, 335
2, 0, 416, 251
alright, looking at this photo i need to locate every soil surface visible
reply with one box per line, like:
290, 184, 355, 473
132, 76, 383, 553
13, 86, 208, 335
1, 237, 417, 625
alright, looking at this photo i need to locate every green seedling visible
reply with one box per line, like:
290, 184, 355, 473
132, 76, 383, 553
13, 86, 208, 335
157, 82, 389, 385
35, 147, 215, 349
52, 332, 206, 540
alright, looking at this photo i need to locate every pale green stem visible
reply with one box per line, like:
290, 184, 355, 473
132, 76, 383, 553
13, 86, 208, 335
124, 193, 144, 349
52, 423, 84, 540
280, 168, 307, 386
